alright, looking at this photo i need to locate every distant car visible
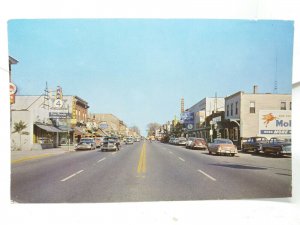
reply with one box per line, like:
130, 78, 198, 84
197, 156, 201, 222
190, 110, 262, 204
173, 138, 179, 145
101, 137, 120, 151
186, 137, 196, 149
261, 137, 291, 156
125, 137, 134, 144
190, 138, 208, 150
241, 137, 269, 154
208, 138, 238, 156
178, 137, 187, 145
75, 138, 97, 151
169, 137, 175, 144
94, 137, 104, 148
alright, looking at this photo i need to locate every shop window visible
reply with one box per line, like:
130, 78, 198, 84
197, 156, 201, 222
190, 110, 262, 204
224, 128, 229, 139
226, 105, 229, 116
250, 101, 255, 113
233, 127, 239, 141
281, 102, 286, 110
229, 129, 234, 140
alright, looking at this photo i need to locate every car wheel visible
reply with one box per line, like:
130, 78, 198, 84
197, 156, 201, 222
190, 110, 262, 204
230, 153, 235, 157
208, 151, 212, 155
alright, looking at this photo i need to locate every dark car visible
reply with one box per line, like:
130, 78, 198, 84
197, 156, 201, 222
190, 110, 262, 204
241, 137, 269, 154
101, 137, 120, 152
261, 137, 291, 157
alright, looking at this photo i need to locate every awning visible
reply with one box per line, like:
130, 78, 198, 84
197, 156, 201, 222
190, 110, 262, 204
35, 124, 65, 133
95, 128, 108, 136
74, 127, 85, 135
58, 126, 74, 132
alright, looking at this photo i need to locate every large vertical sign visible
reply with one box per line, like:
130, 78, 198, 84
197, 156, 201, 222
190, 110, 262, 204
71, 96, 77, 125
259, 110, 291, 136
49, 86, 70, 119
10, 82, 17, 104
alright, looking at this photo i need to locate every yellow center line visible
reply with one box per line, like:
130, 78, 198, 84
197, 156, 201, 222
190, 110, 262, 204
11, 154, 55, 164
137, 143, 146, 173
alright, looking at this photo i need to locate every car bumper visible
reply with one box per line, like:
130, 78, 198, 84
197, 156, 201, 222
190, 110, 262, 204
102, 146, 117, 150
217, 149, 238, 154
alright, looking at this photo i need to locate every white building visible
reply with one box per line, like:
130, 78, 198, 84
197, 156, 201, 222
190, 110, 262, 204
186, 97, 225, 136
224, 86, 291, 146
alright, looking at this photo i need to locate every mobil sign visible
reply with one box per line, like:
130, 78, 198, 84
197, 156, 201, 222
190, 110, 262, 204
259, 110, 291, 136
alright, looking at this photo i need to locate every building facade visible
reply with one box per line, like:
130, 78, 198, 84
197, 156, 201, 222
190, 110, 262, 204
11, 92, 90, 150
185, 97, 225, 137
89, 113, 128, 137
224, 89, 291, 147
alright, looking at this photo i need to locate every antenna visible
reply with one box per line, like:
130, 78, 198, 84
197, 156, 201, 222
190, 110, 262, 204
41, 82, 50, 109
274, 54, 278, 94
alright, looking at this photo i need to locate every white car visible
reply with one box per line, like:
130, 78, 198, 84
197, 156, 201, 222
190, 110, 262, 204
75, 138, 97, 151
186, 137, 196, 149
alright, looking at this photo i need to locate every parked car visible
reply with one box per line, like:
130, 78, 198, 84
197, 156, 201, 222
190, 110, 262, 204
208, 138, 238, 156
101, 137, 120, 151
186, 137, 196, 149
178, 137, 187, 146
173, 138, 179, 145
190, 138, 207, 150
241, 136, 269, 154
125, 137, 134, 144
94, 137, 104, 148
261, 137, 291, 156
75, 138, 97, 151
169, 137, 175, 144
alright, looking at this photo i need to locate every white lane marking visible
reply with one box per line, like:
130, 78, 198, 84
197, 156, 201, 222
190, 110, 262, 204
178, 157, 185, 162
61, 170, 84, 182
169, 151, 173, 154
197, 169, 216, 181
97, 157, 106, 163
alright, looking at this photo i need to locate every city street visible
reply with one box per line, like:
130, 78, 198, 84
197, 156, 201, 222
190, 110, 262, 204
11, 140, 292, 203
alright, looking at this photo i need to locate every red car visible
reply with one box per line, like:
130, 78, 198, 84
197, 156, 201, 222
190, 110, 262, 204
190, 138, 208, 150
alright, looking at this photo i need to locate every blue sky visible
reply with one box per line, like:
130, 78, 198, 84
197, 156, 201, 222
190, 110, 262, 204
8, 19, 294, 136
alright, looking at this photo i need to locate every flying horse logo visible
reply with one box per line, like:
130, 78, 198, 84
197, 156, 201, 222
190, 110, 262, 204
262, 113, 277, 127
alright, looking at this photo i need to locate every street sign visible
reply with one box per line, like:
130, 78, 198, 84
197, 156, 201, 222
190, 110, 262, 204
9, 83, 17, 95
99, 122, 108, 129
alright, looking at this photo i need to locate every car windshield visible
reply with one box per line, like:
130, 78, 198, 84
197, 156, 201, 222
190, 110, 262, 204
216, 139, 233, 144
273, 138, 291, 143
104, 138, 116, 143
80, 139, 93, 144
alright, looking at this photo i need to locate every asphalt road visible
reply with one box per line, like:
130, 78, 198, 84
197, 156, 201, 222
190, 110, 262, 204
11, 140, 292, 203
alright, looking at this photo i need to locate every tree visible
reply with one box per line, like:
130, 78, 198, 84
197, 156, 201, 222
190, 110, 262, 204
147, 122, 161, 137
130, 126, 140, 135
12, 120, 29, 151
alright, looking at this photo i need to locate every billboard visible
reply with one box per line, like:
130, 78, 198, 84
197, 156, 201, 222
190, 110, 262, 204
180, 111, 194, 129
259, 110, 291, 136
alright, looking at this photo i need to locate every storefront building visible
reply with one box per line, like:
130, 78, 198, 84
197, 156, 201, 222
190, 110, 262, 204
11, 95, 65, 150
185, 97, 225, 138
224, 86, 291, 148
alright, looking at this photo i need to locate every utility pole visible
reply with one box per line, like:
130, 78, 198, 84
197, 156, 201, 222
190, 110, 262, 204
67, 104, 70, 151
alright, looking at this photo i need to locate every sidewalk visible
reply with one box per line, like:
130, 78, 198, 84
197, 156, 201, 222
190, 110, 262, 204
11, 145, 75, 163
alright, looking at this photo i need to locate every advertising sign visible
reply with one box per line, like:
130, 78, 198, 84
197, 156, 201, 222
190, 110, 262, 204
10, 82, 17, 104
180, 112, 194, 129
259, 110, 291, 136
99, 122, 109, 129
49, 112, 72, 119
